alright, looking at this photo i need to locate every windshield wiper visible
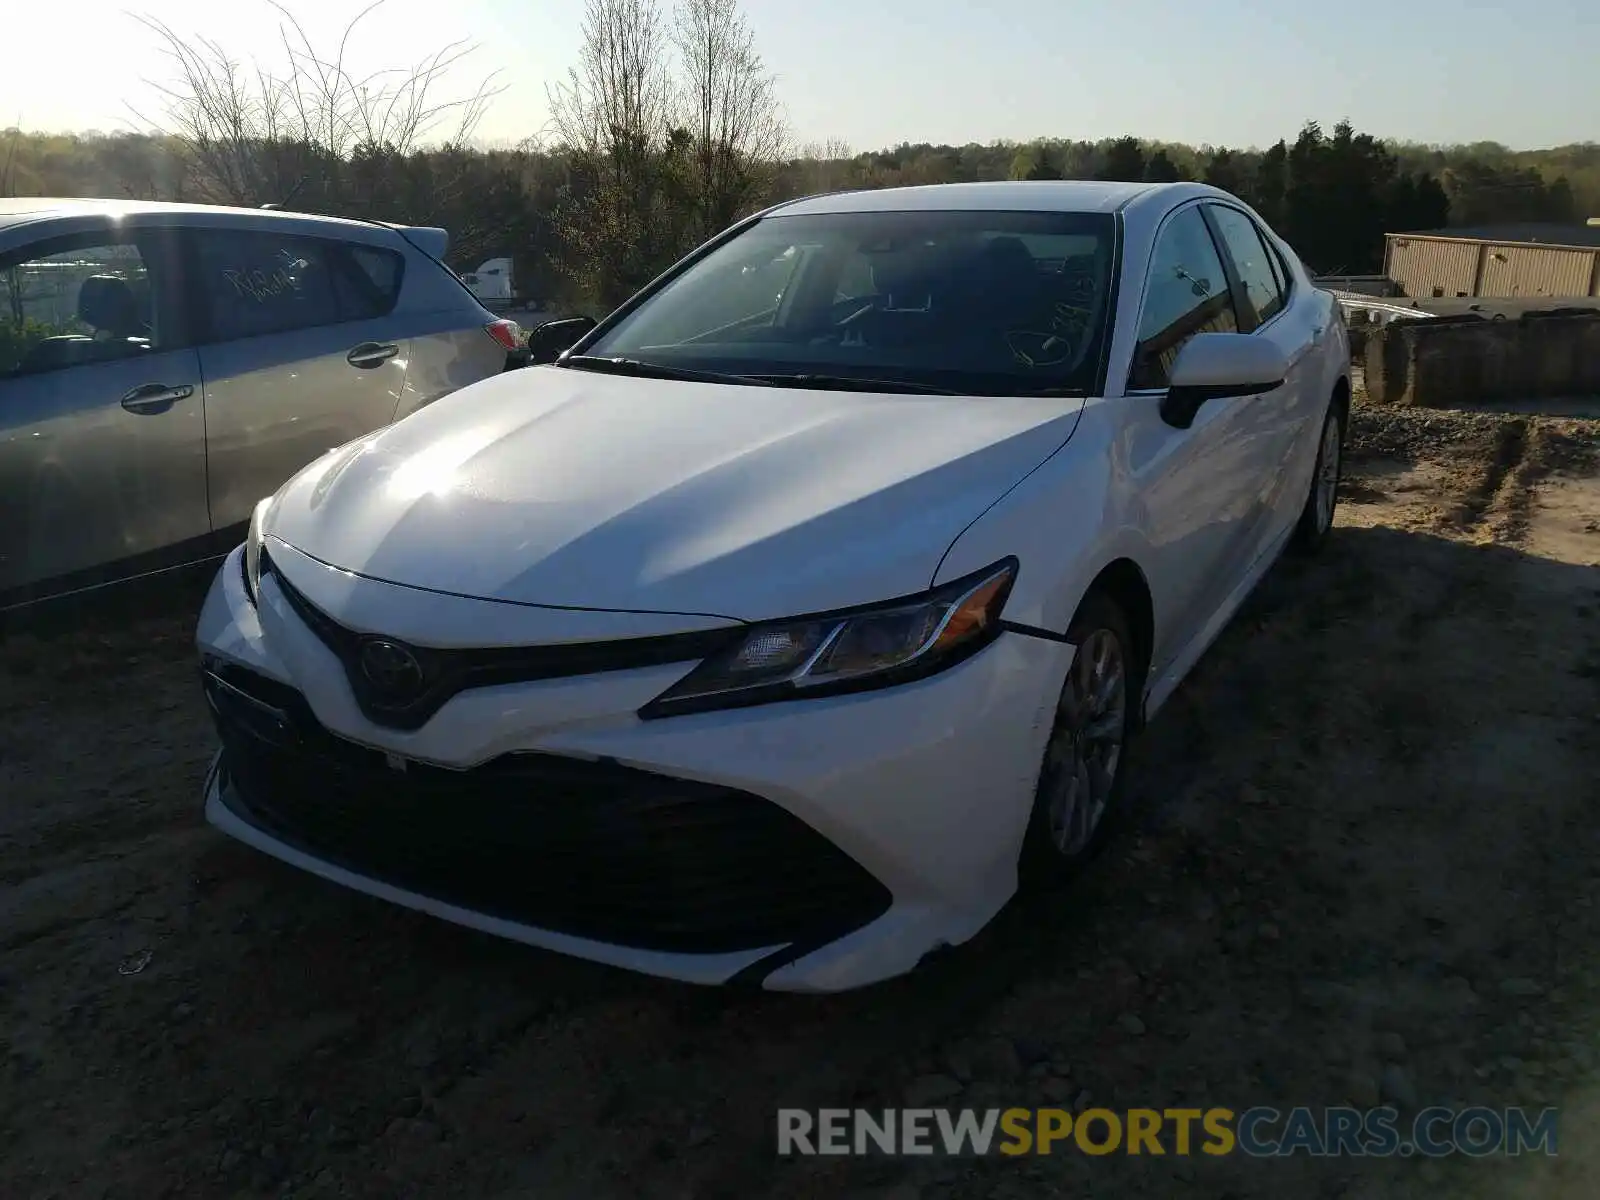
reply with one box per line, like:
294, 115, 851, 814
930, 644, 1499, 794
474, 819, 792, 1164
557, 355, 753, 385
560, 358, 969, 396
1015, 385, 1090, 397
744, 373, 964, 396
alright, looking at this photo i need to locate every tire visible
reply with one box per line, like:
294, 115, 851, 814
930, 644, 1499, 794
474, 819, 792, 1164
1020, 590, 1143, 886
1290, 399, 1345, 555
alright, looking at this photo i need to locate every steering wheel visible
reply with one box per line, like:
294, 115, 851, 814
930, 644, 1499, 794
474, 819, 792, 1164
832, 295, 877, 324
1005, 302, 1094, 368
805, 295, 880, 345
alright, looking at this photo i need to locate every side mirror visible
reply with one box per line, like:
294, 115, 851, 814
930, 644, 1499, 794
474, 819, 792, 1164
528, 316, 597, 364
1159, 333, 1289, 429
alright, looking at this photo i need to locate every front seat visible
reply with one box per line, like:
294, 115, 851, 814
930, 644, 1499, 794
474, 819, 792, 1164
78, 274, 152, 345
857, 248, 963, 348
971, 236, 1045, 324
17, 275, 152, 374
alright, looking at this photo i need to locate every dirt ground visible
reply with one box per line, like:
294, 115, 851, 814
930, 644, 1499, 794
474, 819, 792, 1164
2, 398, 1598, 1200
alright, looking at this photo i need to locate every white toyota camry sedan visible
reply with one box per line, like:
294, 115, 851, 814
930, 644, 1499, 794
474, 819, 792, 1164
196, 180, 1350, 993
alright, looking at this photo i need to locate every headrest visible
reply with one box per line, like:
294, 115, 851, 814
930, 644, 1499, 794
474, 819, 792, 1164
983, 236, 1037, 273
869, 250, 941, 306
77, 275, 141, 337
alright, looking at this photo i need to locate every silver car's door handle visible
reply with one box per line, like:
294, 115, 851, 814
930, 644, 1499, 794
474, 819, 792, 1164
120, 383, 194, 413
347, 341, 400, 369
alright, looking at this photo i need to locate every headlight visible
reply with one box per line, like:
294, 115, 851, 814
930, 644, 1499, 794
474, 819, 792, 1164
639, 558, 1017, 719
241, 497, 274, 605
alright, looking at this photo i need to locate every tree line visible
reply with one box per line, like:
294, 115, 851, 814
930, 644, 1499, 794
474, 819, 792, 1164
1, 0, 1595, 309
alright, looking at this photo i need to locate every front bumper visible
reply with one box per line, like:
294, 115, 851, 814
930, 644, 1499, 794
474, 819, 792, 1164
197, 545, 1073, 992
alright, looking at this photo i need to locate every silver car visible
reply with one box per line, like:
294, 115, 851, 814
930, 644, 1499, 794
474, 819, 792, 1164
0, 198, 518, 612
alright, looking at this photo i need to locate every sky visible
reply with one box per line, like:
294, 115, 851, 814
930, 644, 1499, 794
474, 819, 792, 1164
6, 0, 1595, 153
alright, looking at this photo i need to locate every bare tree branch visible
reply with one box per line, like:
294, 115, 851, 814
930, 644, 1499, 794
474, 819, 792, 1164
132, 1, 505, 208
546, 0, 681, 306
672, 0, 786, 237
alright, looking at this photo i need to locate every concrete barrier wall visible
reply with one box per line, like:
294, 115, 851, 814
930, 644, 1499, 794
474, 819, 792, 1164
1362, 310, 1600, 406
1342, 302, 1441, 364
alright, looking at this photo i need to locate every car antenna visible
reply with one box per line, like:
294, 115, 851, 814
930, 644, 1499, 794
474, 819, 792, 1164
260, 173, 312, 211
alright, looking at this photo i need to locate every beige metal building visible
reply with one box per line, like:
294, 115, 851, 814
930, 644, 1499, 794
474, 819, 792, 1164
1383, 222, 1600, 300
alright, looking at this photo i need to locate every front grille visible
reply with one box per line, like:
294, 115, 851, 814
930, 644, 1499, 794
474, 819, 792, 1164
268, 569, 738, 732
202, 666, 892, 954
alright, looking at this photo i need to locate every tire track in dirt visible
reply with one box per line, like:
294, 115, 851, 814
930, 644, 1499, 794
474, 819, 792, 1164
1435, 415, 1527, 535
1426, 413, 1598, 547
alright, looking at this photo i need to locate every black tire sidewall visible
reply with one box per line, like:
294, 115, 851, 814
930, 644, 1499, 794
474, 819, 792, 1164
1292, 402, 1345, 553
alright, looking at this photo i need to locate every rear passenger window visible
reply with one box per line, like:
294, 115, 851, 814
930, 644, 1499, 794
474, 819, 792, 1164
1207, 206, 1285, 327
193, 231, 342, 341
191, 232, 404, 342
338, 245, 405, 320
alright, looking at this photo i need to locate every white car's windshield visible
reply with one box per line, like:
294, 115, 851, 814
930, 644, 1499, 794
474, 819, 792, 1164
581, 209, 1118, 396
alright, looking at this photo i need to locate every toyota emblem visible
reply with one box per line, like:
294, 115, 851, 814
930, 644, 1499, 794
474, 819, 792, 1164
358, 638, 426, 702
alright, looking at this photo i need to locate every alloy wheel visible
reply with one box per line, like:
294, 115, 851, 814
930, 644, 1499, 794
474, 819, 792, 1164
1042, 628, 1127, 858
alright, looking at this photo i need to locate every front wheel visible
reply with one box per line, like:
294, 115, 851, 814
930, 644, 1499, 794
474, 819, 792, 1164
1290, 400, 1345, 554
1021, 591, 1141, 883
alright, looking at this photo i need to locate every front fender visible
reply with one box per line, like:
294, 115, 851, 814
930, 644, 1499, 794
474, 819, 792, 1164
1322, 294, 1352, 399
933, 399, 1153, 639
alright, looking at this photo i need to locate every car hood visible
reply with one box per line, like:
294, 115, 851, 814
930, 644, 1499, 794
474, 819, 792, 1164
267, 367, 1084, 622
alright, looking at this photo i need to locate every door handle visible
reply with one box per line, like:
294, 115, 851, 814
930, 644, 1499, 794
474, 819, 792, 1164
347, 342, 399, 369
121, 383, 194, 413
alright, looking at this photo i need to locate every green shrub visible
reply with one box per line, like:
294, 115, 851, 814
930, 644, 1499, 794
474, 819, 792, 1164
0, 317, 72, 375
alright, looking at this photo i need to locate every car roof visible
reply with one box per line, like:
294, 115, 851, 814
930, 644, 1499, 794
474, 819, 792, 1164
768, 180, 1234, 218
0, 196, 386, 237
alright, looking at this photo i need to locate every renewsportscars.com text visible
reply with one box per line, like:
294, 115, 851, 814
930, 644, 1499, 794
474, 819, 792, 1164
777, 1106, 1558, 1158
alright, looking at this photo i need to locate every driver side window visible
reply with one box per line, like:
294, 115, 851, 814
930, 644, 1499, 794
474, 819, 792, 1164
0, 240, 160, 378
1128, 207, 1237, 390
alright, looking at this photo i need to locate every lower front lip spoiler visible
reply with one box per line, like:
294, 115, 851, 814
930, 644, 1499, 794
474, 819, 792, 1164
203, 753, 892, 990
725, 928, 866, 989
